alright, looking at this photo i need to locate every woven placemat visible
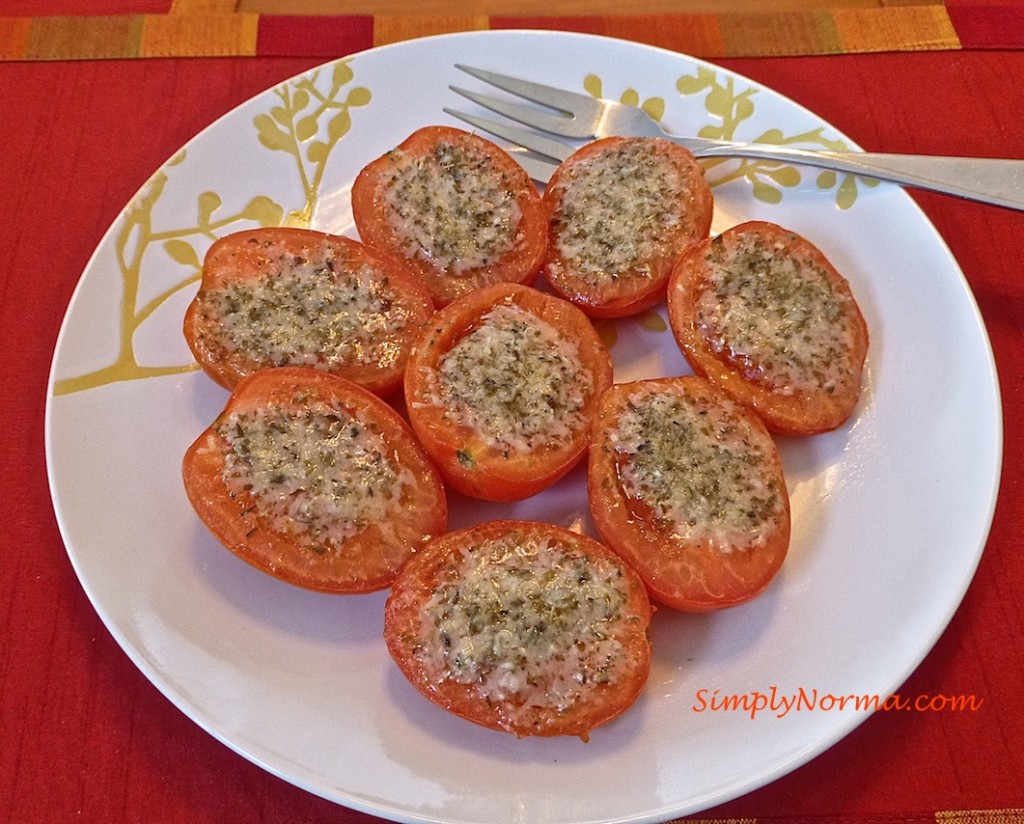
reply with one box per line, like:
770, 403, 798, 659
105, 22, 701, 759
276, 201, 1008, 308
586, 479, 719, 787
4, 3, 1021, 61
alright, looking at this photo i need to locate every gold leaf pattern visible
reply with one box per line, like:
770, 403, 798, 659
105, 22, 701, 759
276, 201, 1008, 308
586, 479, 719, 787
674, 67, 872, 209
53, 62, 371, 395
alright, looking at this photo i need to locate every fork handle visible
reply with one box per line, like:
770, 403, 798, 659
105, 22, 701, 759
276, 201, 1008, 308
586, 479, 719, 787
693, 142, 1024, 211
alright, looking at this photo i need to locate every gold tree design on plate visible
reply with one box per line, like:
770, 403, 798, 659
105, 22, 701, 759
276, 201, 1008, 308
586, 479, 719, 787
582, 69, 876, 210
255, 61, 372, 228
674, 66, 878, 208
54, 61, 371, 396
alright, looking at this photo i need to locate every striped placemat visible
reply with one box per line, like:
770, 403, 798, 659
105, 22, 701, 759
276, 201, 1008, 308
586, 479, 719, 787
2, 3, 1022, 61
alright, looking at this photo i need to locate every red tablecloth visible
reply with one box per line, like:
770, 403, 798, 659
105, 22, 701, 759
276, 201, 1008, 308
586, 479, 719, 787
3, 5, 1024, 823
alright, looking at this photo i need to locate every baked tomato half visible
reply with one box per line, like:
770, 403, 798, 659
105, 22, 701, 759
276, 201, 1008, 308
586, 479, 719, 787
351, 126, 547, 307
183, 228, 434, 396
588, 376, 790, 612
541, 136, 713, 318
384, 519, 653, 739
667, 221, 869, 435
182, 367, 447, 593
403, 282, 613, 502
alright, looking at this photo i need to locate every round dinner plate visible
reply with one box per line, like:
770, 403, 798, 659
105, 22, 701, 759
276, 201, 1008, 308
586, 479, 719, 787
45, 30, 1002, 824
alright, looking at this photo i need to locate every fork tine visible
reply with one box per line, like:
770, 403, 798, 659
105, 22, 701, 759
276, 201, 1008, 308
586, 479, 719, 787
455, 64, 602, 118
450, 86, 596, 140
443, 108, 574, 164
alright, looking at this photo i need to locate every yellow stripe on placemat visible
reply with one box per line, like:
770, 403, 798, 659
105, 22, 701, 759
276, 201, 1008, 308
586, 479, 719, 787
139, 11, 258, 57
169, 0, 238, 12
835, 5, 960, 53
937, 809, 1024, 824
1, 12, 260, 59
717, 9, 842, 57
21, 15, 145, 60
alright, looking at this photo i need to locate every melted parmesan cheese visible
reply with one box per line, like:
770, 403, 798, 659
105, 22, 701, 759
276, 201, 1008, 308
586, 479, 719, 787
418, 533, 629, 714
217, 399, 410, 552
696, 233, 858, 395
429, 303, 592, 453
612, 388, 784, 550
549, 139, 692, 287
198, 241, 411, 371
379, 140, 523, 275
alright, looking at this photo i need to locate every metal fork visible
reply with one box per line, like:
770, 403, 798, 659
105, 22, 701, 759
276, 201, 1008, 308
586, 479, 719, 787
446, 64, 1024, 211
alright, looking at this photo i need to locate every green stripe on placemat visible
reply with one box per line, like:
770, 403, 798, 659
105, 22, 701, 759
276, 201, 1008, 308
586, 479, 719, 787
2, 5, 1017, 62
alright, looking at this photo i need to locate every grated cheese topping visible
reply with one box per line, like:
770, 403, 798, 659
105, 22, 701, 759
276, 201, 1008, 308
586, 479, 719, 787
695, 233, 859, 395
379, 140, 524, 275
548, 139, 694, 287
428, 303, 592, 454
611, 387, 785, 550
197, 240, 412, 372
217, 398, 411, 552
418, 532, 631, 714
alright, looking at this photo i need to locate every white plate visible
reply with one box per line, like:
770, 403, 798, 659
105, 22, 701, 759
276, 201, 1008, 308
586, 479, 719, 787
45, 30, 1002, 824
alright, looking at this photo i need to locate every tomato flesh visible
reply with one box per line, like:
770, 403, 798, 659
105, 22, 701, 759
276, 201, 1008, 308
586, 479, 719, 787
541, 136, 713, 318
667, 221, 869, 435
384, 519, 652, 739
183, 228, 434, 396
588, 376, 791, 612
182, 367, 447, 593
403, 282, 613, 501
352, 126, 547, 308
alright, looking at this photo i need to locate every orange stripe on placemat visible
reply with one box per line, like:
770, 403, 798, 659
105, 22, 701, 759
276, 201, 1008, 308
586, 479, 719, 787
0, 17, 32, 60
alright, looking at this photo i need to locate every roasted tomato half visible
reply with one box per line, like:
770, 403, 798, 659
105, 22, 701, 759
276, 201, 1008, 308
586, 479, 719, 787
352, 126, 547, 307
541, 136, 713, 318
384, 519, 653, 739
184, 228, 434, 396
589, 376, 791, 612
182, 367, 447, 593
667, 221, 869, 435
403, 282, 613, 501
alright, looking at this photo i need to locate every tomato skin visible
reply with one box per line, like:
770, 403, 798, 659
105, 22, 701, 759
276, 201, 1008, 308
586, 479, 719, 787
541, 137, 713, 319
667, 221, 869, 436
183, 228, 434, 396
182, 367, 447, 594
403, 282, 613, 502
588, 376, 790, 612
384, 519, 653, 739
351, 126, 547, 308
